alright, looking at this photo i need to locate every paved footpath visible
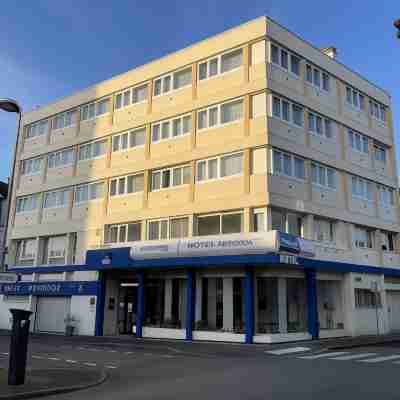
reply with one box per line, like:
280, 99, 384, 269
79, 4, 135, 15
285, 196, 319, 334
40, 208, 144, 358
1, 334, 400, 399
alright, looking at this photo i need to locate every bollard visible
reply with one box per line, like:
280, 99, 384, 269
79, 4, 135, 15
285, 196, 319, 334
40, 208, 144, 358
8, 309, 33, 386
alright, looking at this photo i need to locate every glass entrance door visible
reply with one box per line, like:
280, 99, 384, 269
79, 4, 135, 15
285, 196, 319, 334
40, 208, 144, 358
118, 285, 137, 334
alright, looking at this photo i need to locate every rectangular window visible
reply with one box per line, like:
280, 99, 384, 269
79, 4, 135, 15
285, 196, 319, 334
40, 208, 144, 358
80, 98, 109, 121
48, 148, 74, 169
75, 181, 104, 204
26, 120, 49, 140
308, 112, 333, 139
112, 127, 145, 152
314, 217, 335, 243
354, 227, 373, 249
197, 99, 243, 130
78, 140, 107, 161
351, 176, 374, 201
151, 165, 190, 191
271, 149, 305, 181
115, 84, 148, 110
197, 152, 243, 182
154, 68, 191, 96
52, 110, 77, 130
369, 99, 387, 123
173, 67, 192, 90
355, 289, 381, 308
45, 235, 67, 264
378, 185, 394, 207
374, 143, 386, 163
345, 87, 364, 110
253, 209, 266, 232
43, 189, 71, 209
16, 239, 36, 264
197, 211, 243, 236
147, 217, 189, 240
270, 43, 301, 77
382, 232, 395, 252
16, 194, 40, 213
311, 162, 336, 189
271, 208, 303, 236
272, 96, 304, 127
305, 65, 330, 91
152, 114, 191, 143
21, 157, 42, 176
109, 174, 144, 196
348, 129, 369, 154
105, 222, 141, 244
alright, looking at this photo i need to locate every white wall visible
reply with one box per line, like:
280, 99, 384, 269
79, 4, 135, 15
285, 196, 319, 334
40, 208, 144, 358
70, 295, 96, 335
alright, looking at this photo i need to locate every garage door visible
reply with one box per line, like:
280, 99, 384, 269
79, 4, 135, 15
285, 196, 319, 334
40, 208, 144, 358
388, 292, 400, 332
36, 297, 69, 333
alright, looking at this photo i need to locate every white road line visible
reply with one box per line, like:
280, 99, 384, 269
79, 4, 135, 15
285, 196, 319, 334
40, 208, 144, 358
329, 353, 377, 361
299, 352, 349, 360
66, 360, 77, 363
359, 355, 400, 363
84, 362, 97, 367
105, 365, 117, 369
266, 347, 310, 355
32, 355, 44, 359
48, 357, 61, 361
0, 352, 8, 356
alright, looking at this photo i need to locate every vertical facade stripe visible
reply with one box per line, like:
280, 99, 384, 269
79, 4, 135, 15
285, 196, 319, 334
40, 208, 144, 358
305, 269, 319, 339
136, 271, 145, 338
245, 266, 255, 344
95, 270, 106, 336
186, 270, 195, 340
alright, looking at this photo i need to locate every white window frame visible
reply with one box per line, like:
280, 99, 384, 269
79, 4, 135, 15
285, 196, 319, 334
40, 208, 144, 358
198, 47, 243, 81
378, 185, 394, 208
374, 143, 387, 164
114, 83, 148, 111
351, 176, 374, 202
21, 157, 42, 176
105, 222, 141, 244
197, 98, 244, 131
153, 67, 192, 97
147, 216, 189, 240
253, 208, 267, 233
196, 151, 244, 183
307, 111, 334, 140
314, 217, 336, 244
150, 165, 191, 192
78, 139, 108, 162
43, 188, 71, 209
46, 235, 67, 264
271, 149, 306, 182
16, 239, 37, 262
305, 64, 330, 92
74, 181, 104, 205
25, 120, 49, 140
269, 42, 301, 78
354, 226, 374, 249
270, 208, 304, 237
151, 114, 192, 143
47, 148, 75, 169
348, 129, 369, 154
195, 210, 244, 236
109, 173, 144, 197
369, 99, 387, 124
112, 127, 146, 152
51, 109, 77, 131
16, 194, 39, 214
80, 98, 110, 122
310, 162, 336, 190
345, 86, 365, 111
271, 95, 304, 128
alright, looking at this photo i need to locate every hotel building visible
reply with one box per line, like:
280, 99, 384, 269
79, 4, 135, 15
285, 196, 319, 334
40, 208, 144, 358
0, 16, 399, 343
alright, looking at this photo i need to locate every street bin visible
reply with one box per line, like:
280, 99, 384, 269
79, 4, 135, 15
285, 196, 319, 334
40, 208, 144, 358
8, 309, 33, 386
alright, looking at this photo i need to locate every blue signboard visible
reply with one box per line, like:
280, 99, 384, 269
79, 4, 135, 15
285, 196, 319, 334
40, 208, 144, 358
0, 281, 99, 296
279, 232, 301, 254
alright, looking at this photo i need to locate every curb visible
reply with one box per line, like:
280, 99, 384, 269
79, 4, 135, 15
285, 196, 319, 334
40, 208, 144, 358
0, 370, 108, 400
328, 339, 400, 350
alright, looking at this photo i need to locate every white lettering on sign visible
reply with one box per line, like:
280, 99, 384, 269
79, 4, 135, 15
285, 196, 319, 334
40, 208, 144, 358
279, 254, 298, 265
0, 273, 18, 283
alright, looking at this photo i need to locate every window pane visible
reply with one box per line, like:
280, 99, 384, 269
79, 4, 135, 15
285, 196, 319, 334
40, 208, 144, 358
161, 121, 170, 139
325, 119, 332, 138
271, 44, 279, 64
172, 118, 182, 137
221, 49, 242, 73
198, 215, 220, 236
287, 213, 301, 236
311, 163, 318, 184
282, 101, 290, 121
110, 180, 117, 196
154, 79, 162, 96
290, 55, 300, 75
280, 50, 288, 69
362, 136, 369, 153
152, 124, 160, 142
313, 69, 320, 87
199, 62, 207, 80
273, 150, 282, 174
221, 213, 242, 234
163, 76, 171, 92
127, 223, 141, 242
182, 166, 191, 184
220, 153, 243, 177
182, 115, 191, 133
271, 210, 284, 231
308, 113, 315, 132
173, 68, 192, 90
160, 220, 168, 239
112, 136, 120, 152
118, 178, 125, 195
292, 104, 303, 126
198, 110, 207, 129
322, 73, 330, 91
172, 167, 182, 186
327, 169, 336, 189
209, 58, 218, 76
221, 100, 243, 124
148, 221, 159, 240
132, 85, 147, 103
208, 159, 218, 179
170, 218, 188, 239
283, 154, 292, 176
306, 65, 312, 82
272, 97, 281, 118
254, 212, 266, 232
197, 161, 206, 181
123, 90, 130, 106
119, 226, 127, 243
294, 157, 305, 180
151, 172, 161, 190
209, 107, 218, 127
130, 128, 145, 147
318, 166, 326, 186
162, 170, 170, 188
121, 133, 128, 149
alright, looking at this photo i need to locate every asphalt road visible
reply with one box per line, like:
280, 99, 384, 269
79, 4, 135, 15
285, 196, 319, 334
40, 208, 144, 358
1, 334, 400, 399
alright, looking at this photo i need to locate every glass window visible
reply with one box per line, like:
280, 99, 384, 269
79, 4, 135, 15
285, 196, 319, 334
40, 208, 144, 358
221, 213, 242, 234
283, 153, 292, 176
271, 44, 279, 64
220, 153, 243, 177
132, 85, 147, 103
154, 79, 162, 96
280, 49, 288, 69
314, 218, 335, 243
253, 211, 266, 232
294, 157, 305, 179
290, 55, 300, 76
173, 68, 192, 90
306, 65, 313, 83
170, 218, 189, 239
322, 73, 330, 91
271, 209, 284, 231
221, 49, 243, 73
282, 100, 290, 122
292, 104, 303, 126
197, 215, 221, 236
272, 97, 281, 118
198, 62, 207, 80
220, 100, 243, 124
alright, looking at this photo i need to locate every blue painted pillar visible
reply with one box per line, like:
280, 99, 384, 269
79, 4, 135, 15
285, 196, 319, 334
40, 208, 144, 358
95, 270, 106, 336
305, 269, 319, 339
186, 270, 195, 341
244, 266, 255, 344
136, 271, 145, 338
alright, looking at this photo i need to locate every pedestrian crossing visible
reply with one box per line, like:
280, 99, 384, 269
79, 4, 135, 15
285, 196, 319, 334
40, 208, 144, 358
266, 347, 400, 366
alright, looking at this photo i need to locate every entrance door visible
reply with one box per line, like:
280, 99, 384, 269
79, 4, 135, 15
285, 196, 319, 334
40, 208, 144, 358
36, 297, 69, 333
388, 291, 400, 332
118, 287, 137, 334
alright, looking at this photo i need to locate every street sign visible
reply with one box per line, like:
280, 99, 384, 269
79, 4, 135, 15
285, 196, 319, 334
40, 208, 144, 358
0, 273, 18, 283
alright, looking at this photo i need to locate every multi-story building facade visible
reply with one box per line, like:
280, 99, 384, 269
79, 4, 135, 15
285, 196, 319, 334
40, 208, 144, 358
0, 16, 399, 342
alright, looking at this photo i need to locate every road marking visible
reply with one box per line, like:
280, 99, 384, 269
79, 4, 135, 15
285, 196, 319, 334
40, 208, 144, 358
108, 350, 117, 353
48, 357, 60, 361
66, 360, 77, 363
266, 347, 310, 355
0, 352, 8, 356
359, 355, 400, 363
105, 365, 117, 369
329, 353, 377, 361
299, 352, 349, 360
84, 362, 97, 367
32, 355, 44, 359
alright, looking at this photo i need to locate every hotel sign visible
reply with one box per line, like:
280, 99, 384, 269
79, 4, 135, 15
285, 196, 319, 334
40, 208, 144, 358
130, 231, 315, 260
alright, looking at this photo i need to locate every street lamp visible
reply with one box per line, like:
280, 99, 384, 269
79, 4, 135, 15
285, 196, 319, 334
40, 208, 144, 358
0, 99, 22, 271
394, 19, 400, 38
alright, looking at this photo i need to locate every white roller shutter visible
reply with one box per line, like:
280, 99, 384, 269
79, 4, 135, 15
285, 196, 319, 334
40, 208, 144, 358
36, 297, 69, 333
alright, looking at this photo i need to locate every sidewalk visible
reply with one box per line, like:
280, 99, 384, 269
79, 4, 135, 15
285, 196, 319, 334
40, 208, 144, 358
0, 368, 107, 400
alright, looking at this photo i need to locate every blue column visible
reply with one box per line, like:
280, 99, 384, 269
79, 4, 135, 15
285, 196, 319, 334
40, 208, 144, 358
95, 270, 106, 336
245, 266, 255, 344
305, 269, 319, 339
186, 270, 195, 341
136, 271, 145, 338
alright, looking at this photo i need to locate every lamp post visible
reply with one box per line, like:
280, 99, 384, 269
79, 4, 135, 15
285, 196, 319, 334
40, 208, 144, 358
0, 99, 22, 271
394, 19, 400, 38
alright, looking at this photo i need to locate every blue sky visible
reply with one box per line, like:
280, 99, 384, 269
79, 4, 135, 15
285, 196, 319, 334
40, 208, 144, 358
0, 0, 398, 182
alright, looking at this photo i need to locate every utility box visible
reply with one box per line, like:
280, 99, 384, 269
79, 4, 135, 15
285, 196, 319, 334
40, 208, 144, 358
8, 309, 33, 385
